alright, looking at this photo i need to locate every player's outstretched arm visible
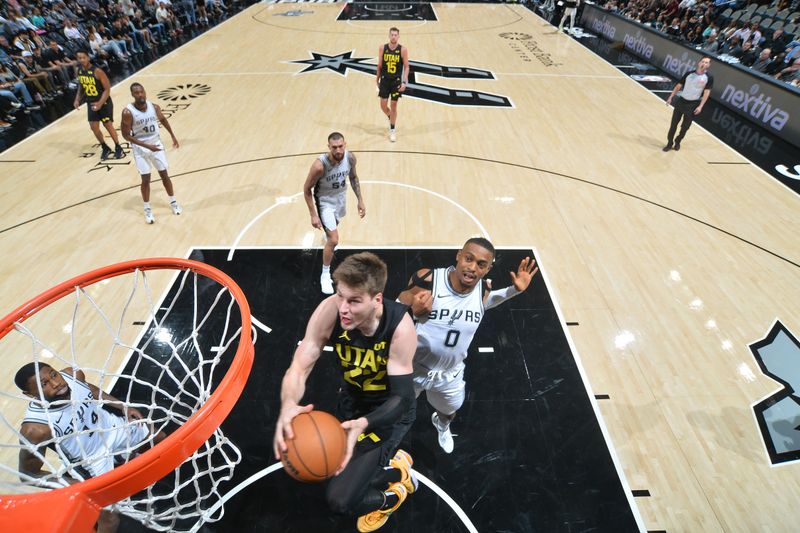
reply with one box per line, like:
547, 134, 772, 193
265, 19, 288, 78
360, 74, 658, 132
397, 268, 433, 318
273, 296, 337, 460
484, 257, 538, 310
303, 160, 325, 230
337, 314, 417, 474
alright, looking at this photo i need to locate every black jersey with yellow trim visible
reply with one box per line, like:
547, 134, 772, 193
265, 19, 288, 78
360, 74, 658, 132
330, 299, 407, 408
380, 43, 403, 79
77, 66, 103, 102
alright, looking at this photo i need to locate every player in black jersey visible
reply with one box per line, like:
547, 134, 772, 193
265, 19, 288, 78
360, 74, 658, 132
73, 50, 123, 160
273, 252, 419, 532
375, 27, 409, 143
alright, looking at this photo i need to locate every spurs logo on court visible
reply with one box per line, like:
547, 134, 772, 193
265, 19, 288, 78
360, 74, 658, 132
749, 321, 800, 465
290, 51, 512, 107
157, 83, 212, 102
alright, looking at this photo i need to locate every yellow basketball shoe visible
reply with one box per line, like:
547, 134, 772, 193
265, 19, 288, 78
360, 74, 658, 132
389, 449, 418, 494
356, 483, 408, 533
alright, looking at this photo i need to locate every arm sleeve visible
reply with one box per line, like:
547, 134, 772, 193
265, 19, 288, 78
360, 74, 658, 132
364, 373, 415, 430
484, 285, 522, 310
405, 269, 433, 291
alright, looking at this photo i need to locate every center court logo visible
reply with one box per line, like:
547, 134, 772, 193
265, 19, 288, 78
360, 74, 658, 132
622, 30, 654, 59
499, 32, 533, 40
157, 83, 212, 102
720, 83, 790, 131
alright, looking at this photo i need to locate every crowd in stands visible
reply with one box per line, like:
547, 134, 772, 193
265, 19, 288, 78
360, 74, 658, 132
0, 0, 254, 149
600, 0, 800, 86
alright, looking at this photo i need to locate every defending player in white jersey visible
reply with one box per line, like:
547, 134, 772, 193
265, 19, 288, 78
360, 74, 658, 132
303, 132, 366, 295
120, 82, 182, 225
398, 238, 538, 453
15, 362, 167, 532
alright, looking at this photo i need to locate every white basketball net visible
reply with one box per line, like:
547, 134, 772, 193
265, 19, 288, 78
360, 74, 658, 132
0, 266, 253, 531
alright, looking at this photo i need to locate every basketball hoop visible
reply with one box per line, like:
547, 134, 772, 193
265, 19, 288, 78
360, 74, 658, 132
0, 258, 254, 532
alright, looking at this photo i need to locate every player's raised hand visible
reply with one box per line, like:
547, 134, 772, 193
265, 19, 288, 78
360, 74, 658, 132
273, 403, 314, 460
310, 214, 322, 230
410, 290, 432, 318
335, 417, 369, 475
510, 257, 538, 292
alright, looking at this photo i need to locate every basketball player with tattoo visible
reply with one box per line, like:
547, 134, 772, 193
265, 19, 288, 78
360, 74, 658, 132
398, 238, 538, 453
273, 253, 419, 532
376, 27, 409, 142
73, 50, 123, 160
304, 132, 366, 295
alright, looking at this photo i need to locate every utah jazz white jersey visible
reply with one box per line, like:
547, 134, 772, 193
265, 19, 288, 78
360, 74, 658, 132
414, 267, 485, 372
126, 101, 161, 146
22, 372, 147, 477
314, 151, 351, 200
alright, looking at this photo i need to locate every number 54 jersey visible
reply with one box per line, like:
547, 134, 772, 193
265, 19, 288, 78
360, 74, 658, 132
414, 267, 485, 373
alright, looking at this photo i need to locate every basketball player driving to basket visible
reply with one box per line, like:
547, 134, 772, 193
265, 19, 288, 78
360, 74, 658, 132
273, 252, 419, 532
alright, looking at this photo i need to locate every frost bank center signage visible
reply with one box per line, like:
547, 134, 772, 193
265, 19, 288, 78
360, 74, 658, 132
581, 4, 800, 148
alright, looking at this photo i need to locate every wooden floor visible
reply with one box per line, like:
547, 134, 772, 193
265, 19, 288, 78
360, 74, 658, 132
1, 3, 799, 532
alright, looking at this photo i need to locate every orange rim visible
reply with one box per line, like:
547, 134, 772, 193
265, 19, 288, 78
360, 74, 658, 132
0, 258, 254, 532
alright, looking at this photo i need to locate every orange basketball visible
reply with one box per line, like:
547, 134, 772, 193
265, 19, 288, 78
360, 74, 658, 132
281, 410, 347, 482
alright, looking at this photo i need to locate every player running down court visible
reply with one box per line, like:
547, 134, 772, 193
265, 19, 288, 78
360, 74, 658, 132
398, 238, 538, 453
376, 27, 409, 142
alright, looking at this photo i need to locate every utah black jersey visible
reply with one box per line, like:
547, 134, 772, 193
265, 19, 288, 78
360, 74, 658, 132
330, 299, 407, 410
77, 66, 103, 102
380, 43, 403, 80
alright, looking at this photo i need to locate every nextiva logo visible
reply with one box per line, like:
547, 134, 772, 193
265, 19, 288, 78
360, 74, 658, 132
590, 16, 616, 39
721, 83, 790, 131
662, 51, 695, 78
622, 30, 654, 59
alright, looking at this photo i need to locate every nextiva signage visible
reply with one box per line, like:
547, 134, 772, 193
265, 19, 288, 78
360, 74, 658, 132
581, 5, 800, 149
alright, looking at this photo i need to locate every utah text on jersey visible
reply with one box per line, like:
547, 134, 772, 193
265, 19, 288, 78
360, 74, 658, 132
335, 340, 389, 391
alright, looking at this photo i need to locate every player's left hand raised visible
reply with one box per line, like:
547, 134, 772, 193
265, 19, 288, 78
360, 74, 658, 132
510, 257, 538, 292
335, 417, 369, 475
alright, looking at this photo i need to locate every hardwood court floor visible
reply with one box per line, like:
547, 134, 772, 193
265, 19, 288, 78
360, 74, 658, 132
1, 3, 799, 532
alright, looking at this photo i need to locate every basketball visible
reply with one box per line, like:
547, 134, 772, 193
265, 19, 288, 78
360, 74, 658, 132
281, 410, 347, 482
